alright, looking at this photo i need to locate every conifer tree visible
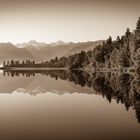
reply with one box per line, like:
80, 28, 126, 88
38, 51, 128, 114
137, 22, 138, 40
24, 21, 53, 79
136, 17, 140, 31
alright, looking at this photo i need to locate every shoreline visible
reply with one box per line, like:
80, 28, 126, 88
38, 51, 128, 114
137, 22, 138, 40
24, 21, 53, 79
0, 67, 68, 71
0, 67, 138, 74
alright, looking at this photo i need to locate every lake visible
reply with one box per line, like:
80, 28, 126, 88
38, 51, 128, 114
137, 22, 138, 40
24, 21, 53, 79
0, 70, 140, 140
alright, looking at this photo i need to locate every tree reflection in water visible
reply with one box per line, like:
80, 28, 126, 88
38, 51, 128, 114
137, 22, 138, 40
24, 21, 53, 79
3, 69, 140, 124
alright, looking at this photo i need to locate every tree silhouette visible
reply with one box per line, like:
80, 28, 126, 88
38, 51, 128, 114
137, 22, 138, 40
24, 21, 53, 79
106, 36, 112, 44
3, 61, 6, 67
136, 17, 140, 31
10, 60, 15, 66
125, 28, 131, 38
116, 36, 121, 43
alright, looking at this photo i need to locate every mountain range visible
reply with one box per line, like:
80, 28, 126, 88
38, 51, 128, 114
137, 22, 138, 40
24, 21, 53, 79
0, 40, 103, 64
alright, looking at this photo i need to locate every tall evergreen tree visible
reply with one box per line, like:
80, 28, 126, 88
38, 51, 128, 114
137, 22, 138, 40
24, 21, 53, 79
116, 36, 121, 43
7, 61, 10, 66
106, 36, 112, 44
10, 60, 15, 66
3, 61, 6, 67
125, 28, 131, 38
136, 17, 140, 31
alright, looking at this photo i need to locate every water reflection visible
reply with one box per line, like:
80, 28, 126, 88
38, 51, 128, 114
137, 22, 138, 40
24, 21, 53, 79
1, 69, 140, 124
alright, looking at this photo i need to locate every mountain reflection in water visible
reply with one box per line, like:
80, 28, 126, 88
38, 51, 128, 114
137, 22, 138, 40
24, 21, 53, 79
0, 69, 140, 140
1, 69, 140, 124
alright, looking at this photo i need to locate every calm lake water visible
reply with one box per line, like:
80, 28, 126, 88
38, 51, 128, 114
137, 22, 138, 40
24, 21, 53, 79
0, 70, 140, 140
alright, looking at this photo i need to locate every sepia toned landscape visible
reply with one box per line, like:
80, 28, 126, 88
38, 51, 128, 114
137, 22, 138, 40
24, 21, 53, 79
0, 0, 140, 140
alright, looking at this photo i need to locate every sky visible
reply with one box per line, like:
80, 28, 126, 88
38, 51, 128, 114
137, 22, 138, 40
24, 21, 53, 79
0, 0, 140, 44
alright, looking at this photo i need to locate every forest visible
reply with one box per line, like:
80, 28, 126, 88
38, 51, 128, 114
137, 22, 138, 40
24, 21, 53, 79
44, 17, 140, 70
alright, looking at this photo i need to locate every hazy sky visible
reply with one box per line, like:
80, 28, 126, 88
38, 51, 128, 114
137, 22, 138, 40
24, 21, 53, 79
0, 0, 140, 44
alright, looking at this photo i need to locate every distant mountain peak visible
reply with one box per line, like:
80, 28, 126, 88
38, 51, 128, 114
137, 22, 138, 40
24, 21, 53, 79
16, 40, 69, 49
16, 40, 47, 50
27, 40, 42, 49
49, 40, 67, 46
28, 40, 39, 45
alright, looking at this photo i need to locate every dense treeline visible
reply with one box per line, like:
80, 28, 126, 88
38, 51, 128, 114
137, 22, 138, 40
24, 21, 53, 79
3, 60, 46, 68
44, 50, 88, 69
45, 17, 140, 69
